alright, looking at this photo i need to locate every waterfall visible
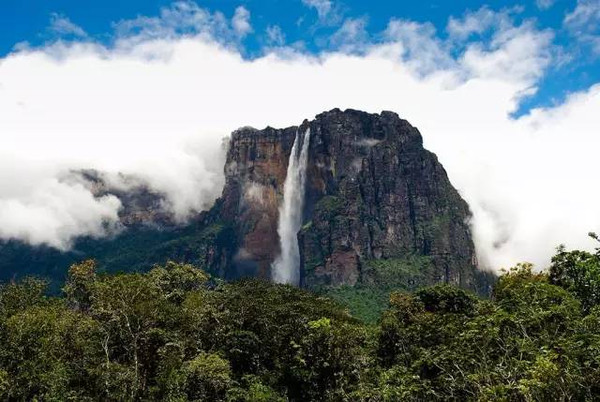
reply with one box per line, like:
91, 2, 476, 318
272, 127, 311, 285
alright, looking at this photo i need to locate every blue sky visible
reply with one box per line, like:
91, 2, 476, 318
2, 0, 599, 115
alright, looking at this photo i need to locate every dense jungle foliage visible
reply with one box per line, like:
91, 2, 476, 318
2, 237, 600, 401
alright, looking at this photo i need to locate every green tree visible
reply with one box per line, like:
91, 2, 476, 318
182, 352, 232, 401
0, 276, 49, 319
148, 261, 209, 304
0, 302, 103, 400
89, 272, 167, 399
549, 234, 600, 313
287, 317, 368, 401
63, 259, 97, 311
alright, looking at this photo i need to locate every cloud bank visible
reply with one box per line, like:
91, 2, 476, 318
1, 2, 599, 271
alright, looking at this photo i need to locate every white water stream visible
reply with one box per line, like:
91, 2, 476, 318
272, 128, 311, 285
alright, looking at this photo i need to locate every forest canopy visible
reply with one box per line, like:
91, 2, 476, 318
1, 240, 600, 401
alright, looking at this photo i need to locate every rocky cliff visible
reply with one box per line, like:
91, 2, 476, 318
217, 109, 483, 291
0, 108, 492, 296
71, 169, 174, 227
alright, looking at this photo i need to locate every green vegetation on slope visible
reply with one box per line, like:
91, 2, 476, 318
321, 256, 495, 324
321, 256, 432, 324
1, 236, 600, 400
0, 220, 236, 291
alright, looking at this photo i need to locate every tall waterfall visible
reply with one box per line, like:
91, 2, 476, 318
272, 128, 311, 285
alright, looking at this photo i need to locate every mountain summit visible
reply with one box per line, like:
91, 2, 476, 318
0, 109, 492, 295
217, 108, 485, 291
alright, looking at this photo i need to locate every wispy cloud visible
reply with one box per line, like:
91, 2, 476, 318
564, 0, 600, 55
48, 13, 87, 38
232, 6, 252, 38
536, 0, 555, 10
330, 17, 369, 51
265, 25, 285, 46
301, 0, 333, 20
565, 0, 600, 28
112, 0, 251, 47
301, 0, 343, 27
384, 19, 453, 74
446, 6, 514, 41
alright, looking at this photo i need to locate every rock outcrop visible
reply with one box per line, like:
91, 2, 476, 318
70, 169, 174, 227
218, 109, 481, 290
217, 126, 297, 278
0, 108, 490, 294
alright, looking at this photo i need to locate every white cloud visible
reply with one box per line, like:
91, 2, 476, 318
265, 25, 285, 46
0, 40, 229, 248
232, 6, 252, 38
536, 0, 555, 10
0, 176, 121, 250
1, 4, 600, 272
564, 0, 600, 54
565, 0, 600, 29
111, 1, 248, 47
384, 19, 454, 74
446, 7, 515, 41
302, 0, 333, 20
330, 17, 369, 51
48, 13, 87, 38
461, 21, 553, 83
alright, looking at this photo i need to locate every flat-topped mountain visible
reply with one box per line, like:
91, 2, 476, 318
220, 109, 484, 291
0, 109, 493, 296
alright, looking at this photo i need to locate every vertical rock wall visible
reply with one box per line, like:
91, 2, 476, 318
219, 109, 481, 290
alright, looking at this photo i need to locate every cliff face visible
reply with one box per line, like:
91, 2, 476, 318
218, 109, 480, 290
0, 108, 487, 294
219, 126, 298, 279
